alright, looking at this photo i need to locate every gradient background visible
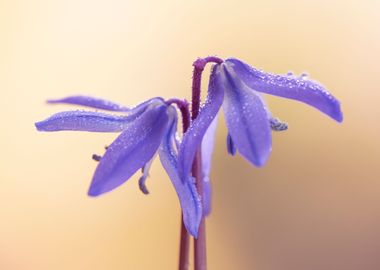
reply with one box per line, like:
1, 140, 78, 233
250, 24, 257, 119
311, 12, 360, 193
1, 0, 380, 269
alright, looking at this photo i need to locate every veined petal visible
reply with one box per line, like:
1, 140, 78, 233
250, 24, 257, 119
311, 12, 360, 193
35, 111, 135, 132
222, 64, 272, 167
159, 107, 202, 237
35, 98, 163, 132
88, 104, 170, 196
48, 95, 129, 111
225, 58, 343, 122
201, 117, 218, 216
178, 65, 224, 179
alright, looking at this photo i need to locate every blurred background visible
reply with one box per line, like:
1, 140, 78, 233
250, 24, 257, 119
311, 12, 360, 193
1, 0, 379, 269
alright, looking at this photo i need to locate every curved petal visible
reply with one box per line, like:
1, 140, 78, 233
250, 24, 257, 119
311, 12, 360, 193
201, 116, 218, 216
48, 95, 130, 111
88, 104, 170, 196
35, 111, 136, 132
35, 98, 163, 132
225, 58, 343, 122
178, 65, 225, 180
159, 107, 202, 237
222, 65, 272, 167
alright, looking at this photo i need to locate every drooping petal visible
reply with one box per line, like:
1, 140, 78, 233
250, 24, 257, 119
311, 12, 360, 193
35, 98, 163, 132
201, 117, 218, 216
226, 133, 237, 156
158, 107, 202, 237
88, 104, 170, 196
47, 95, 130, 111
225, 58, 343, 122
178, 65, 225, 180
35, 111, 137, 132
222, 64, 272, 167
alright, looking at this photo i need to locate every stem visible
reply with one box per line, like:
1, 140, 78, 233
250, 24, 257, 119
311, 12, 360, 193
173, 56, 223, 270
178, 221, 190, 270
191, 56, 223, 270
193, 151, 206, 270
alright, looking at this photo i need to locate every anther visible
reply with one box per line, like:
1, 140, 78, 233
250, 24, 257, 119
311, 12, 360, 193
92, 154, 102, 162
138, 176, 149, 195
270, 118, 288, 131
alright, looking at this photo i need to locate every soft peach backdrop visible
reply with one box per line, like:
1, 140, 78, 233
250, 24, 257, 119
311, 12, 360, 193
1, 0, 379, 269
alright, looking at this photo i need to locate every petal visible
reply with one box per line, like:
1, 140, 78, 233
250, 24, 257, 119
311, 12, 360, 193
35, 110, 136, 132
88, 104, 170, 196
178, 65, 225, 179
158, 107, 202, 237
35, 98, 162, 132
226, 133, 237, 156
225, 58, 343, 122
48, 95, 130, 111
202, 179, 212, 217
201, 116, 218, 216
222, 64, 272, 167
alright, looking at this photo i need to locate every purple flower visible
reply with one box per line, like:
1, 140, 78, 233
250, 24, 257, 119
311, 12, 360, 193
35, 95, 202, 236
178, 57, 343, 202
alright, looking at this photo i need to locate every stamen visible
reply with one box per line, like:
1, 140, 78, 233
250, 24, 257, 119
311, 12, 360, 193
226, 133, 237, 155
138, 157, 155, 195
138, 175, 149, 195
270, 117, 288, 131
92, 154, 102, 161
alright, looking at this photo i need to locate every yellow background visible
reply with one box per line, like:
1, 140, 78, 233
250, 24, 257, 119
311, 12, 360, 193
1, 0, 379, 269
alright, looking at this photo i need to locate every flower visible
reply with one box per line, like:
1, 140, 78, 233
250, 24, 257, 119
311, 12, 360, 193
35, 95, 202, 236
178, 57, 343, 197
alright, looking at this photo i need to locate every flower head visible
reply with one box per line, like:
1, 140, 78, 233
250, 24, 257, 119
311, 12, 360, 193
35, 95, 202, 236
178, 57, 343, 203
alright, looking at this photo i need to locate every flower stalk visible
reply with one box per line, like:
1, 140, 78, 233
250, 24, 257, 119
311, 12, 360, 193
190, 56, 223, 270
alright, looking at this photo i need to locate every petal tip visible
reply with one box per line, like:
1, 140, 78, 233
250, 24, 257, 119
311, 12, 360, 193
188, 225, 199, 238
35, 121, 46, 131
87, 185, 103, 197
253, 159, 267, 168
46, 99, 58, 104
248, 152, 270, 168
334, 109, 344, 123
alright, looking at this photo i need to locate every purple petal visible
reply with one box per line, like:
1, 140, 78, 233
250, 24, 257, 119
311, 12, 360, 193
201, 117, 218, 216
178, 65, 224, 179
35, 98, 162, 132
88, 104, 170, 196
222, 65, 272, 167
158, 107, 202, 237
48, 95, 130, 111
225, 58, 343, 122
202, 180, 211, 217
35, 111, 136, 132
